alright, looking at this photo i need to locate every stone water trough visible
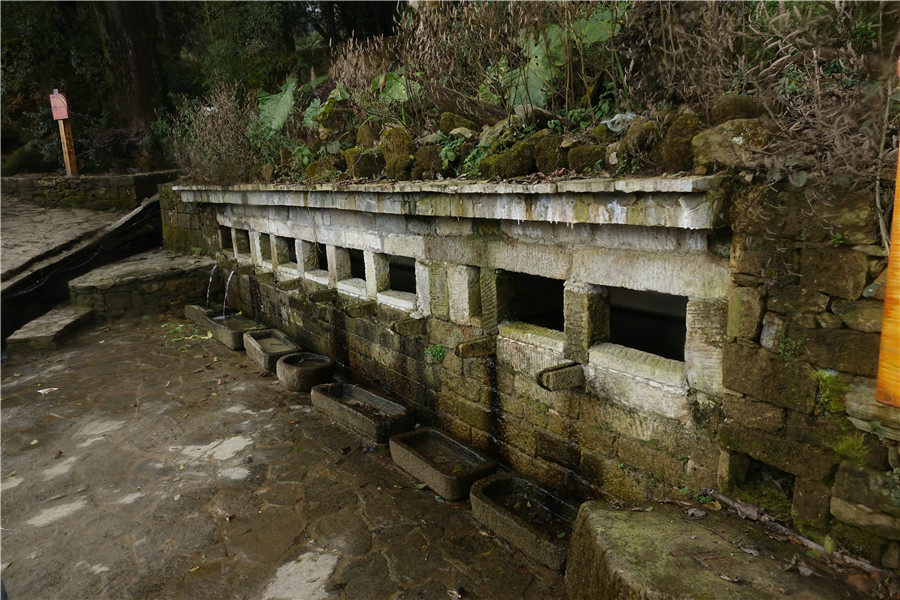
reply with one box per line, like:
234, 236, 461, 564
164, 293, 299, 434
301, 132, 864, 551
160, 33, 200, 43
184, 304, 260, 350
276, 352, 335, 392
471, 473, 579, 572
390, 427, 497, 501
311, 382, 415, 442
243, 329, 301, 372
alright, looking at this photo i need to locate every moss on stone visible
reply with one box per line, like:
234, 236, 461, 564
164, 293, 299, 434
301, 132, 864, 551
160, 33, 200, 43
711, 94, 766, 124
344, 147, 385, 179
480, 137, 535, 179
620, 117, 661, 158
381, 127, 415, 180
587, 124, 613, 145
567, 145, 604, 173
439, 112, 479, 135
356, 120, 381, 148
533, 134, 565, 174
305, 155, 341, 181
661, 114, 699, 172
414, 144, 444, 179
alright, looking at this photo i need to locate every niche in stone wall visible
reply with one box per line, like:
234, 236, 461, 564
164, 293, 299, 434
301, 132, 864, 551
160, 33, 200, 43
233, 229, 251, 259
257, 233, 272, 266
608, 287, 687, 361
219, 226, 233, 253
315, 243, 328, 271
388, 255, 416, 294
348, 249, 366, 280
727, 453, 795, 521
273, 236, 297, 269
505, 272, 565, 332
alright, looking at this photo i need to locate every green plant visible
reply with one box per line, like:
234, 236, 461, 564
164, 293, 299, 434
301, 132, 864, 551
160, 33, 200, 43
830, 232, 844, 247
831, 434, 869, 466
777, 333, 808, 363
425, 344, 445, 363
461, 143, 490, 176
812, 370, 848, 414
882, 468, 900, 507
547, 119, 563, 134
436, 133, 466, 170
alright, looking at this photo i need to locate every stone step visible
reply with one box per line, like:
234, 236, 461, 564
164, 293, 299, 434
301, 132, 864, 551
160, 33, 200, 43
5, 304, 94, 356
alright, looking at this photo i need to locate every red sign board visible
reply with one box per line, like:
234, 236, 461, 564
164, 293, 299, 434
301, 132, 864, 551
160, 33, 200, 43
49, 92, 69, 120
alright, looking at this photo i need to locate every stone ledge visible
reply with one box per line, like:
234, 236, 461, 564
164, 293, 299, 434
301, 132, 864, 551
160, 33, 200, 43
174, 175, 726, 230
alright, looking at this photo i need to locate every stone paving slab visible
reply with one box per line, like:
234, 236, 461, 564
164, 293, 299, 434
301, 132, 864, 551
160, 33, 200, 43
0, 195, 128, 283
0, 314, 567, 600
5, 304, 93, 354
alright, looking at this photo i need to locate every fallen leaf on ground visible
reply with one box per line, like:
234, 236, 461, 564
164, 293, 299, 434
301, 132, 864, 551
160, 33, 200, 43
37, 388, 58, 395
188, 566, 199, 573
52, 451, 63, 459
686, 507, 706, 518
412, 482, 428, 490
3, 471, 17, 479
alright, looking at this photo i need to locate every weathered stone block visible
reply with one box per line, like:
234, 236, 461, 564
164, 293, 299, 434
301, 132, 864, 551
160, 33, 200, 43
722, 394, 785, 433
586, 344, 689, 423
792, 478, 832, 534
731, 234, 799, 281
719, 422, 840, 483
767, 285, 829, 314
685, 298, 728, 396
447, 264, 481, 325
616, 436, 686, 486
759, 312, 785, 351
563, 281, 609, 364
574, 421, 616, 457
722, 343, 817, 413
831, 299, 883, 333
726, 287, 764, 341
800, 248, 868, 301
787, 324, 879, 377
832, 461, 900, 519
536, 430, 581, 470
497, 414, 537, 456
831, 497, 900, 541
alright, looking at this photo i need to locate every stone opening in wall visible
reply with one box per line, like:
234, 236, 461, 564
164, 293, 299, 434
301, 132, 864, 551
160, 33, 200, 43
506, 273, 565, 332
729, 454, 795, 521
389, 255, 416, 294
258, 233, 272, 266
274, 236, 297, 269
348, 249, 366, 279
234, 229, 251, 258
315, 243, 328, 270
219, 226, 233, 252
608, 287, 687, 361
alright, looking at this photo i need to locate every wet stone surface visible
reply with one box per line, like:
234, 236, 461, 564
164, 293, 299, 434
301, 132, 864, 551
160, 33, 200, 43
0, 313, 567, 599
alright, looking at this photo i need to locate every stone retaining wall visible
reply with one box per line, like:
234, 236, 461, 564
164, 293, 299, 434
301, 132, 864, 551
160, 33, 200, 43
164, 177, 899, 569
2, 171, 179, 211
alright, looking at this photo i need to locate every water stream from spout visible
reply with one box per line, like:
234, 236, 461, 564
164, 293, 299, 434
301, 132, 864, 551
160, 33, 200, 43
222, 269, 236, 316
206, 264, 218, 307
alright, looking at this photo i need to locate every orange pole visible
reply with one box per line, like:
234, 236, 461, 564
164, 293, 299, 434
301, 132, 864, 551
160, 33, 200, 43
875, 61, 900, 407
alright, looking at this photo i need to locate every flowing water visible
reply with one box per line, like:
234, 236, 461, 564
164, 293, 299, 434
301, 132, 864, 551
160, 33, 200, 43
222, 269, 236, 316
205, 264, 217, 307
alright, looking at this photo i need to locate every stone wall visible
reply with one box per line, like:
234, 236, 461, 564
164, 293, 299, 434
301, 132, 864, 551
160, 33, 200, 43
164, 177, 899, 569
2, 171, 178, 211
722, 182, 898, 567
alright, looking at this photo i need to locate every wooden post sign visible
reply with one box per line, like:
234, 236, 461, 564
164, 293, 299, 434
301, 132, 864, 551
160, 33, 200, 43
49, 88, 78, 176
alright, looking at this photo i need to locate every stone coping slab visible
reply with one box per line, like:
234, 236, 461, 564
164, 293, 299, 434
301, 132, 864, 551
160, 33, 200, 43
471, 473, 579, 572
565, 501, 872, 600
389, 427, 497, 501
174, 175, 726, 230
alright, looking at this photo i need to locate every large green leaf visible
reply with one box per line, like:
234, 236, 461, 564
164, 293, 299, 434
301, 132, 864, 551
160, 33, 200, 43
257, 76, 297, 132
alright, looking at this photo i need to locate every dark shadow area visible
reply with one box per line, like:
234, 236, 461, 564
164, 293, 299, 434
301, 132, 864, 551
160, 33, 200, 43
608, 287, 687, 361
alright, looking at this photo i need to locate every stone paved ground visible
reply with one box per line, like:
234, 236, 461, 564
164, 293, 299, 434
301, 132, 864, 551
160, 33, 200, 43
0, 313, 568, 600
0, 195, 128, 282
